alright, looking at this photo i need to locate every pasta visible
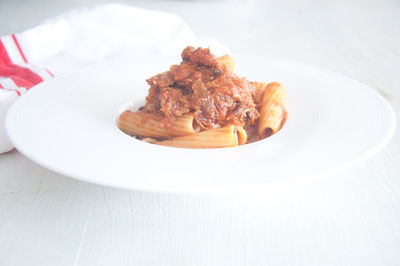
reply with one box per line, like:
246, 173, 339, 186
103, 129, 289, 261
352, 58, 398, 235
118, 46, 287, 148
253, 82, 267, 105
156, 125, 246, 148
258, 82, 287, 138
216, 55, 234, 73
118, 111, 198, 138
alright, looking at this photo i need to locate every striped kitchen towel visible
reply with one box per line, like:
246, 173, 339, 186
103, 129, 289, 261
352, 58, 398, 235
0, 34, 53, 96
0, 34, 54, 153
0, 3, 227, 154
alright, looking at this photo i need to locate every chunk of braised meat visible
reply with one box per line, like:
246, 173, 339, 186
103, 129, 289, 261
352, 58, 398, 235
229, 76, 259, 126
191, 79, 236, 128
181, 46, 223, 71
146, 71, 174, 89
191, 80, 220, 128
169, 63, 194, 83
144, 71, 174, 113
160, 87, 190, 118
192, 77, 259, 129
141, 46, 260, 128
207, 75, 259, 126
169, 63, 221, 89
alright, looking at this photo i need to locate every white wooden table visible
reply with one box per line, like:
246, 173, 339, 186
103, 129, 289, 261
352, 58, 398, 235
1, 0, 399, 265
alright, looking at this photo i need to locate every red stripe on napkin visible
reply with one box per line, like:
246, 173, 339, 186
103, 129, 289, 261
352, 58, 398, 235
45, 68, 54, 77
0, 39, 11, 65
0, 38, 44, 90
11, 34, 28, 64
12, 76, 35, 88
0, 87, 21, 96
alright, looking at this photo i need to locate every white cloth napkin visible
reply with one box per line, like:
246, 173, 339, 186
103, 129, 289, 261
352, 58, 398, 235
0, 4, 227, 154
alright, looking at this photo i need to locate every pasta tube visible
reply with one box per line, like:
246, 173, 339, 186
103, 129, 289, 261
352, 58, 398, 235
258, 82, 287, 138
236, 126, 247, 145
253, 82, 267, 105
217, 55, 234, 73
156, 125, 246, 148
118, 111, 197, 138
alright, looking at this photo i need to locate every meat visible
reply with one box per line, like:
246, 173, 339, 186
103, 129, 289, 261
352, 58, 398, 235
160, 88, 190, 118
142, 46, 259, 129
181, 46, 222, 70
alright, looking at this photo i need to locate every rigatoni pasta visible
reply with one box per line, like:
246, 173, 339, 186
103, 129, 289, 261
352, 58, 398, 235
118, 46, 287, 148
156, 125, 245, 148
118, 111, 198, 138
253, 82, 268, 105
216, 55, 234, 73
258, 82, 287, 138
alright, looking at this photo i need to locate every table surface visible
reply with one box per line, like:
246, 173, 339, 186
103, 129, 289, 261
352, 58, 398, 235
1, 0, 399, 265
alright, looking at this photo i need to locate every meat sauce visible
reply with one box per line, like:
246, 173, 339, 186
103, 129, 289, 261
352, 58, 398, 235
141, 46, 261, 142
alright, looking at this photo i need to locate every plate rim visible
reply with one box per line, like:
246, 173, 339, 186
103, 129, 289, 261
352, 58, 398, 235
5, 57, 396, 193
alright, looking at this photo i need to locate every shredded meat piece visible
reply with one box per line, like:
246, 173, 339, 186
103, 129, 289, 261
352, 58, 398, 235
181, 46, 222, 70
146, 71, 174, 89
160, 87, 190, 118
191, 80, 220, 128
142, 46, 259, 128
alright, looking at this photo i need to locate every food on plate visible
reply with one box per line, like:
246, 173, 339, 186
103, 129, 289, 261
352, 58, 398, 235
118, 46, 287, 148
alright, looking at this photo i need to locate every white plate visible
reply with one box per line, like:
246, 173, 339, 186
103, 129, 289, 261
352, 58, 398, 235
5, 56, 396, 193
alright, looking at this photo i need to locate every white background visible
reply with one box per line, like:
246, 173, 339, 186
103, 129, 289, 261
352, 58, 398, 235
1, 0, 399, 265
